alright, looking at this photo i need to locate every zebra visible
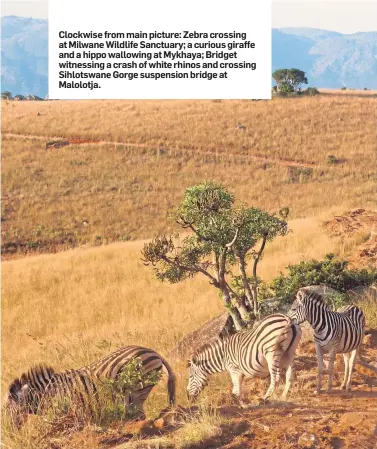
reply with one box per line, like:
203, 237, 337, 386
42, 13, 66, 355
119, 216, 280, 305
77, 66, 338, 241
187, 313, 302, 408
80, 345, 176, 413
4, 345, 176, 426
287, 287, 375, 394
4, 364, 98, 427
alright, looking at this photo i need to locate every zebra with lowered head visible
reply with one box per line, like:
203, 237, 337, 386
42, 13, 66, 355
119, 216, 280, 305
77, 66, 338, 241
187, 313, 302, 408
4, 364, 98, 427
287, 286, 373, 393
4, 345, 176, 426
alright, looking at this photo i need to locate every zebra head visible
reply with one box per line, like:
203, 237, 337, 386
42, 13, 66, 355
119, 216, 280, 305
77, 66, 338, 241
288, 288, 311, 324
186, 356, 209, 401
4, 364, 56, 426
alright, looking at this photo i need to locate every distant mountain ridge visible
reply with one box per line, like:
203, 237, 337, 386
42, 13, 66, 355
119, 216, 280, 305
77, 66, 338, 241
1, 16, 377, 96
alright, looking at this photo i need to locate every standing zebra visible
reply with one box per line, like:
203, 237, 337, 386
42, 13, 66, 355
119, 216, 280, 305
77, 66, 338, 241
287, 287, 371, 393
187, 314, 302, 408
5, 345, 175, 426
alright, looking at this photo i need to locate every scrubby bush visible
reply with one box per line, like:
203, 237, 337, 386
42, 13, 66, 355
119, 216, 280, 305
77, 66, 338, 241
305, 87, 320, 96
260, 253, 377, 304
98, 357, 162, 424
327, 154, 337, 164
341, 87, 347, 90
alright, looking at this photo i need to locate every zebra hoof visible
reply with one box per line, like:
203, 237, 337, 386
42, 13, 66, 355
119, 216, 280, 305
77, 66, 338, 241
340, 385, 346, 390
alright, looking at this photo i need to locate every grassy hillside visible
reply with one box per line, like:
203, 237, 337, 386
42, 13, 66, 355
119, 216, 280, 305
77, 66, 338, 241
2, 217, 377, 449
2, 94, 377, 448
2, 95, 376, 257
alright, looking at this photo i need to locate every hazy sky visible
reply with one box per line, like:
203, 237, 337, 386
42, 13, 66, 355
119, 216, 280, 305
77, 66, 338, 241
1, 0, 377, 34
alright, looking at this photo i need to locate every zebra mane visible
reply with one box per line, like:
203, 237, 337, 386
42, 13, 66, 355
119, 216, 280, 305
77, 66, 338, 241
8, 364, 56, 397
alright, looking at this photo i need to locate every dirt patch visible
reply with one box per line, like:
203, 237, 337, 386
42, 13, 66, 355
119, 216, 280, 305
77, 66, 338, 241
323, 209, 377, 268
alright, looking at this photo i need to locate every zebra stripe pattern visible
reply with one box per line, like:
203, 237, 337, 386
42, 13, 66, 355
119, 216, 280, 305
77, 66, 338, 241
5, 364, 98, 427
187, 313, 302, 408
5, 345, 175, 425
287, 287, 366, 393
80, 345, 176, 411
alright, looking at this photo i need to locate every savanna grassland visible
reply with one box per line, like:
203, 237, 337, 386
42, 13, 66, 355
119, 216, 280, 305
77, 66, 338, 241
2, 93, 377, 257
1, 92, 377, 449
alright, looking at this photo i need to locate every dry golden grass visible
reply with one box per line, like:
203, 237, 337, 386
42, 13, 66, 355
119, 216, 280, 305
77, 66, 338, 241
1, 217, 336, 389
2, 97, 376, 257
2, 96, 377, 167
2, 95, 377, 448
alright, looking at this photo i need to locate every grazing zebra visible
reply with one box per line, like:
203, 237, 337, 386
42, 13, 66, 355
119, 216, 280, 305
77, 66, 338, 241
287, 287, 372, 393
187, 314, 302, 408
5, 345, 175, 426
4, 364, 98, 427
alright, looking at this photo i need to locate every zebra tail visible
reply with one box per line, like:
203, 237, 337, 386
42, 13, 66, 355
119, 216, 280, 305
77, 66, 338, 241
159, 356, 176, 406
356, 348, 377, 373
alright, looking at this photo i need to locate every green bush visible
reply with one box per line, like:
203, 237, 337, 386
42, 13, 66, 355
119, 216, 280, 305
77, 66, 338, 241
98, 357, 162, 424
341, 87, 347, 90
260, 253, 377, 304
327, 155, 337, 164
305, 87, 320, 96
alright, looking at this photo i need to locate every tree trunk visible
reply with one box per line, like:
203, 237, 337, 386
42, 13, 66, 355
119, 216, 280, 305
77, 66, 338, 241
220, 289, 245, 331
238, 256, 254, 311
228, 307, 244, 331
236, 303, 251, 324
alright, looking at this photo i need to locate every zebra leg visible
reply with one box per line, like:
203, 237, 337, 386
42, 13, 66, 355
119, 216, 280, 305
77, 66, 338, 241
344, 349, 357, 392
128, 385, 153, 420
263, 353, 281, 402
229, 369, 247, 408
281, 361, 295, 401
314, 342, 325, 394
326, 348, 336, 393
340, 353, 350, 390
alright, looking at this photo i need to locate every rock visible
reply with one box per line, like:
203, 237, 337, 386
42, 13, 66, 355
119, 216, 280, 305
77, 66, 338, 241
169, 312, 234, 360
123, 419, 154, 436
298, 432, 319, 448
153, 418, 165, 429
303, 285, 340, 296
348, 285, 377, 301
46, 140, 70, 150
158, 405, 194, 425
259, 297, 290, 314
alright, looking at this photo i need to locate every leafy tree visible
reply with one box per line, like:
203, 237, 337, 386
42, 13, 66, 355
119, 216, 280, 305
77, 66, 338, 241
141, 181, 289, 330
1, 91, 12, 100
272, 69, 308, 92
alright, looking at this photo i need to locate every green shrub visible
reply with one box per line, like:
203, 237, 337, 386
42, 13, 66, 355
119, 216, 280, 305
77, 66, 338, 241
260, 253, 377, 304
327, 154, 337, 164
305, 87, 320, 96
341, 87, 347, 90
97, 357, 162, 424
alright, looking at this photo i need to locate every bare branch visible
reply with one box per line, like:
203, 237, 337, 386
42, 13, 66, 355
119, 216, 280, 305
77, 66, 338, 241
160, 255, 219, 287
226, 228, 239, 249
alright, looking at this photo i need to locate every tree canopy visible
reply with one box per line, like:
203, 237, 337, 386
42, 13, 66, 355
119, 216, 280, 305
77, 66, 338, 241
272, 68, 308, 92
142, 181, 289, 330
